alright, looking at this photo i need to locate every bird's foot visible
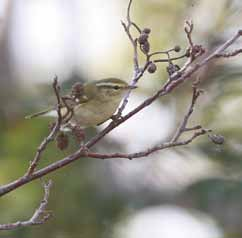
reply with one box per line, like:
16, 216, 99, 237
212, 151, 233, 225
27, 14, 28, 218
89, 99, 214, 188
111, 114, 123, 122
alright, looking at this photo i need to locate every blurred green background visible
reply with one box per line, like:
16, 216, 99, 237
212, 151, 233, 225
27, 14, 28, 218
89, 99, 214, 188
1, 0, 242, 237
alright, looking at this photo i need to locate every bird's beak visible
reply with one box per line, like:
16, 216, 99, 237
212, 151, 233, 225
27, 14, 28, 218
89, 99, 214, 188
127, 85, 138, 90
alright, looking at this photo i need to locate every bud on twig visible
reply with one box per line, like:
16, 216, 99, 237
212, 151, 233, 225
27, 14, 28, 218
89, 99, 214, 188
174, 45, 181, 52
141, 41, 150, 53
71, 125, 85, 143
71, 82, 84, 99
138, 33, 149, 44
208, 134, 225, 145
147, 62, 157, 73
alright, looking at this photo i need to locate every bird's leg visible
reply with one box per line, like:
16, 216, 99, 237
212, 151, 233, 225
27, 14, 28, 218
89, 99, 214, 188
60, 122, 73, 132
97, 114, 122, 126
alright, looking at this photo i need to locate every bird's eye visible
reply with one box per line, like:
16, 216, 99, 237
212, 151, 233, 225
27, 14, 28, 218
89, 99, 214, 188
113, 86, 119, 90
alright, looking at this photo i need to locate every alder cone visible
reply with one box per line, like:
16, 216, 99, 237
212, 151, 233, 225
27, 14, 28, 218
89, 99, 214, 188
138, 33, 149, 44
56, 132, 69, 150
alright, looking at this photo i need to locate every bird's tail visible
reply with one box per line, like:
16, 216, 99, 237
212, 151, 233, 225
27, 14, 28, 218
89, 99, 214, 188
25, 107, 55, 119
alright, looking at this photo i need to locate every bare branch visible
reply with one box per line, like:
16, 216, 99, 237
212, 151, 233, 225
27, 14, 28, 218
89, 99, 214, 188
118, 1, 141, 118
86, 30, 242, 149
153, 52, 188, 63
171, 86, 202, 142
85, 129, 208, 160
84, 85, 208, 161
184, 20, 194, 47
116, 59, 149, 117
121, 21, 139, 72
131, 22, 141, 33
198, 30, 242, 65
1, 1, 242, 231
0, 180, 52, 230
149, 46, 181, 58
184, 125, 202, 131
117, 1, 142, 117
126, 0, 132, 24
0, 28, 242, 198
0, 0, 242, 209
215, 48, 242, 58
0, 123, 209, 198
26, 77, 62, 176
163, 30, 242, 94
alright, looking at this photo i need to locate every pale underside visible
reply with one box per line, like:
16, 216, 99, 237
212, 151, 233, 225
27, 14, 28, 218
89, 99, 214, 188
71, 97, 122, 127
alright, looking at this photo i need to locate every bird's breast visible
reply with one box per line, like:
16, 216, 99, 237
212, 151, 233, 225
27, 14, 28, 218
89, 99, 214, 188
71, 96, 122, 127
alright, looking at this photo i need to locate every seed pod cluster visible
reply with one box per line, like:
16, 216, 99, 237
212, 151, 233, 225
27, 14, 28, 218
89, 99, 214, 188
56, 132, 69, 150
138, 33, 148, 44
71, 82, 84, 99
208, 134, 225, 145
166, 63, 180, 76
72, 125, 85, 143
138, 28, 151, 54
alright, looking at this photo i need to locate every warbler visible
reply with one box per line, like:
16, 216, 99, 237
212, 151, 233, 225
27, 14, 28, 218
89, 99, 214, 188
26, 78, 137, 128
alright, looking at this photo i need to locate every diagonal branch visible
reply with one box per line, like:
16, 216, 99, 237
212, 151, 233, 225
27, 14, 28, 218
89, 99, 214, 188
215, 48, 242, 58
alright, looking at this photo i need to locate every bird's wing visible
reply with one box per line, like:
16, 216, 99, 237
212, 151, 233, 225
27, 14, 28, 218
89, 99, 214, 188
25, 107, 54, 119
25, 94, 93, 119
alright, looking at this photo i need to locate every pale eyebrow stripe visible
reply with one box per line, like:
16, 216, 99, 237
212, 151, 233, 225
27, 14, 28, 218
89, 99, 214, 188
96, 82, 126, 88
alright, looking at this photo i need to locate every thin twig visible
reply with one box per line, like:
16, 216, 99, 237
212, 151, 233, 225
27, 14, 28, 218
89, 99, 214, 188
184, 20, 194, 47
149, 46, 181, 58
164, 30, 242, 93
0, 17, 242, 200
86, 129, 208, 160
0, 180, 52, 230
0, 29, 242, 198
184, 125, 202, 131
1, 1, 242, 232
117, 0, 186, 117
116, 60, 150, 117
117, 0, 143, 116
153, 53, 188, 63
171, 86, 202, 142
26, 77, 62, 176
126, 0, 132, 24
131, 22, 142, 33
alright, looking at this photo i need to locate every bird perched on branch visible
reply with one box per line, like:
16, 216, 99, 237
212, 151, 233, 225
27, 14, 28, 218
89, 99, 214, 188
26, 78, 137, 128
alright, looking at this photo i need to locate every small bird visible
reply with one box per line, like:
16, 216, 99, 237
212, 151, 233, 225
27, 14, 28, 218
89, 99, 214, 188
26, 78, 137, 128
